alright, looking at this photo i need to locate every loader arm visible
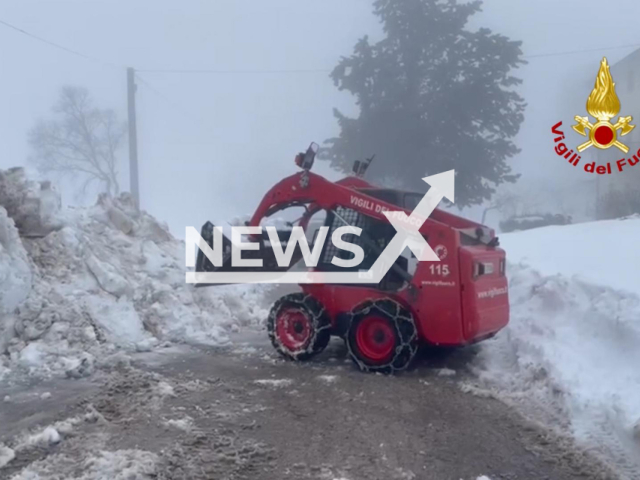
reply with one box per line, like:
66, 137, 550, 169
248, 171, 448, 239
298, 176, 374, 230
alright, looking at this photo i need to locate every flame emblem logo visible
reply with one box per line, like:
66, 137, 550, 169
572, 57, 635, 153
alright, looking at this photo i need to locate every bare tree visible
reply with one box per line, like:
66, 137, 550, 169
481, 191, 520, 224
28, 86, 126, 197
481, 186, 545, 225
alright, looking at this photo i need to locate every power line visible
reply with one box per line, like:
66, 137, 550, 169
2, 16, 640, 71
523, 42, 640, 59
0, 18, 204, 126
0, 18, 121, 69
139, 43, 640, 71
137, 68, 332, 74
134, 74, 207, 125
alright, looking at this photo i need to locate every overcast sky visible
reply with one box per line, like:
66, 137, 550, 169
2, 0, 640, 233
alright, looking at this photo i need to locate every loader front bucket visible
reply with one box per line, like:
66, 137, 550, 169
194, 221, 302, 287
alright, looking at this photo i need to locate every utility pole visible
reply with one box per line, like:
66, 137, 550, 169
127, 67, 140, 209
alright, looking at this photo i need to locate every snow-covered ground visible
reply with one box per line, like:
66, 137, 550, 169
500, 216, 640, 297
474, 217, 640, 477
0, 167, 268, 380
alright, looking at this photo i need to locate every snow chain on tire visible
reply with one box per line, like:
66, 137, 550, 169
346, 298, 418, 374
267, 292, 331, 361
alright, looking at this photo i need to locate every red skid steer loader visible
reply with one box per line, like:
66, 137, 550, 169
195, 143, 509, 373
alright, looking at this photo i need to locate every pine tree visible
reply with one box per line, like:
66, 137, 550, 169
322, 0, 525, 206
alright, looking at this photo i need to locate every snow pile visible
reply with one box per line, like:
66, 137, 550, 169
10, 449, 159, 480
75, 450, 158, 480
0, 168, 268, 379
253, 378, 293, 388
500, 217, 640, 297
0, 168, 63, 238
0, 208, 31, 316
474, 217, 640, 475
0, 444, 15, 469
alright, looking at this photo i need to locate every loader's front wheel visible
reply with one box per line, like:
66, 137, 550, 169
346, 299, 418, 374
267, 293, 331, 361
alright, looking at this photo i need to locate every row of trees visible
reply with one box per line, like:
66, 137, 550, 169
32, 0, 526, 210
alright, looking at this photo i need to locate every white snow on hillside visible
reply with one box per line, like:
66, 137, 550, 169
500, 216, 640, 297
0, 168, 267, 380
474, 217, 640, 477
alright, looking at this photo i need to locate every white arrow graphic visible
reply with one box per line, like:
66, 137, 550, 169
366, 170, 455, 283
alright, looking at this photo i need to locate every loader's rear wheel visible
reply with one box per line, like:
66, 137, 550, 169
347, 299, 418, 374
355, 316, 396, 363
267, 293, 331, 361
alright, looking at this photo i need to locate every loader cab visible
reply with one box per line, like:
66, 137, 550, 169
361, 188, 496, 247
306, 187, 432, 292
355, 188, 423, 211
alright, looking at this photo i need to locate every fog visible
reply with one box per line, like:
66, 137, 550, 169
2, 0, 640, 233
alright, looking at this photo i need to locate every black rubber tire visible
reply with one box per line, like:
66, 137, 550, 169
267, 293, 331, 361
346, 298, 418, 374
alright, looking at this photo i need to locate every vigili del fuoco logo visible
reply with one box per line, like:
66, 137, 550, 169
551, 57, 639, 175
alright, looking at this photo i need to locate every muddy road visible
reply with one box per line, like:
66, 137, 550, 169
0, 331, 615, 480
